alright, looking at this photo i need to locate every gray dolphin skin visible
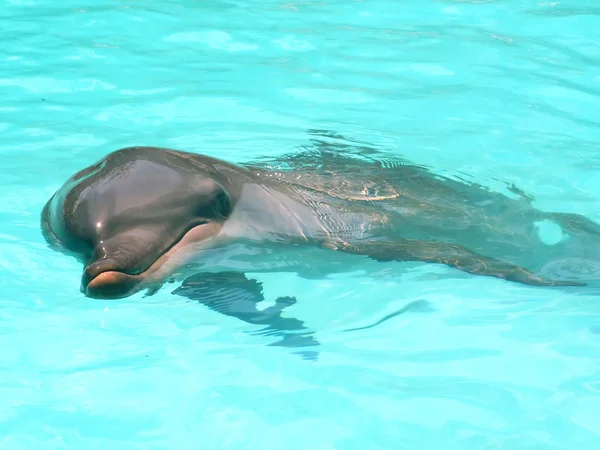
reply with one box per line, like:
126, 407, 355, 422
41, 130, 600, 354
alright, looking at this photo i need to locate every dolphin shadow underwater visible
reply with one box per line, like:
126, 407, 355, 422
41, 130, 600, 359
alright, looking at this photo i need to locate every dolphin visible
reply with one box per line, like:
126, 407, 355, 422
41, 130, 600, 354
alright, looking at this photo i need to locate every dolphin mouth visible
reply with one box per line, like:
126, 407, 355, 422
81, 221, 224, 300
85, 270, 144, 299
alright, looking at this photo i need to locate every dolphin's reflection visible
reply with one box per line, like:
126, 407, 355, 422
172, 272, 320, 361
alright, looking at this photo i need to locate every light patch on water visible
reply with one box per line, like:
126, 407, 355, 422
443, 6, 462, 14
409, 63, 455, 77
284, 88, 373, 104
534, 219, 567, 245
164, 30, 258, 52
274, 36, 315, 51
0, 77, 115, 93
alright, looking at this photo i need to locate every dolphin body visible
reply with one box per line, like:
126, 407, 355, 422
41, 130, 600, 356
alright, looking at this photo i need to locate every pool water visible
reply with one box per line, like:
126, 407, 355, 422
2, 0, 600, 448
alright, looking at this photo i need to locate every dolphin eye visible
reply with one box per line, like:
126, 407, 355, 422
213, 189, 232, 219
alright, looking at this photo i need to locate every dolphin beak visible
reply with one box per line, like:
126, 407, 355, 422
84, 271, 143, 299
80, 222, 222, 300
82, 258, 144, 299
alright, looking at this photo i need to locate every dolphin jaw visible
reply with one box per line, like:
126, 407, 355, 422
80, 221, 225, 300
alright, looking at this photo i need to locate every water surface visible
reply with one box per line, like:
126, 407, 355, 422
2, 0, 600, 448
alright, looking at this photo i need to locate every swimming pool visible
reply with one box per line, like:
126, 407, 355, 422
2, 0, 600, 448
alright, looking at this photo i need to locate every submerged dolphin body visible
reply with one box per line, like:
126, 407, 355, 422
41, 130, 600, 355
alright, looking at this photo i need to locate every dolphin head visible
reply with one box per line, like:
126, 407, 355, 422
41, 147, 237, 299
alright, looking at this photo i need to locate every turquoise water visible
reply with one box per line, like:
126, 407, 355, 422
2, 0, 600, 448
